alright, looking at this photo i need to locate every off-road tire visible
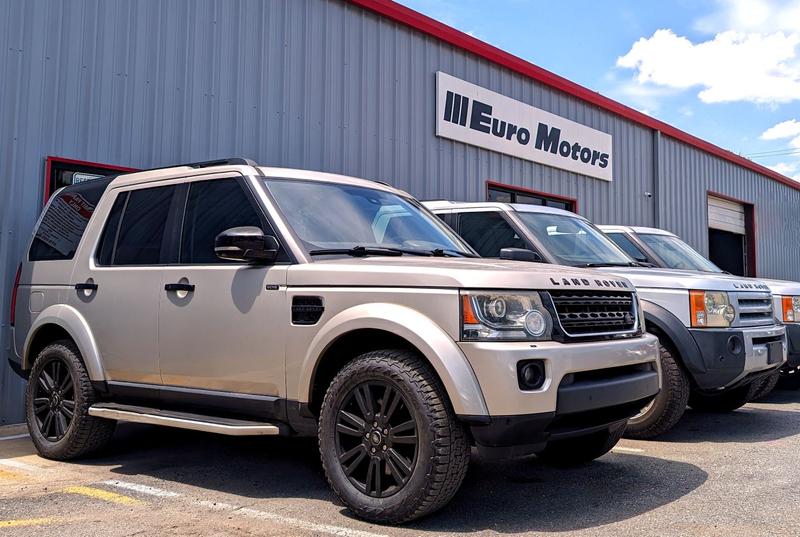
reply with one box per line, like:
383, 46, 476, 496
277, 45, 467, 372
688, 381, 760, 413
537, 421, 626, 467
25, 340, 115, 460
318, 349, 470, 524
624, 344, 690, 439
750, 371, 780, 401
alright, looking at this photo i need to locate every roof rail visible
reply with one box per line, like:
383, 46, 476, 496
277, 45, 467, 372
179, 157, 258, 169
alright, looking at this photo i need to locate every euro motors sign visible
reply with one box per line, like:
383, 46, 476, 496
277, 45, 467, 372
436, 72, 613, 182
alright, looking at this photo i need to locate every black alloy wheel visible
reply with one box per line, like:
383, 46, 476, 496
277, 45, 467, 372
334, 381, 419, 498
32, 357, 76, 442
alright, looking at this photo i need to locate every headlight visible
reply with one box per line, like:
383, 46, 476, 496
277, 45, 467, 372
781, 296, 800, 323
689, 290, 735, 328
461, 290, 552, 341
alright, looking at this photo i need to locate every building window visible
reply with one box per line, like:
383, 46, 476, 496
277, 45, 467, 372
44, 156, 137, 205
486, 182, 576, 212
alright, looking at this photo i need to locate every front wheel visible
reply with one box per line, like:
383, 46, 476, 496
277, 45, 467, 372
624, 344, 689, 439
318, 350, 470, 524
537, 421, 626, 467
25, 340, 115, 460
688, 382, 759, 412
750, 371, 779, 401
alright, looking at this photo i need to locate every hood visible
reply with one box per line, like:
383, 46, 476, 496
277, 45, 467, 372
593, 266, 771, 292
759, 278, 800, 296
288, 257, 635, 291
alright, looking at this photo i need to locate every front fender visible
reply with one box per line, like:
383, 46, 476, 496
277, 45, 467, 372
23, 304, 106, 381
642, 299, 704, 377
297, 303, 489, 417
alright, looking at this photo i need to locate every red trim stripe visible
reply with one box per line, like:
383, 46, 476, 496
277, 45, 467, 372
348, 0, 799, 192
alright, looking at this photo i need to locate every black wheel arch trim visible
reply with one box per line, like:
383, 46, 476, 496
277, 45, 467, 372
641, 299, 705, 378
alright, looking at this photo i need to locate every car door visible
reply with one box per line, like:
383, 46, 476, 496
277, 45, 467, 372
158, 175, 289, 408
69, 183, 180, 385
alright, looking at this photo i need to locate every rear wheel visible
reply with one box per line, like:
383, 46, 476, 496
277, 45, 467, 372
688, 382, 759, 413
624, 344, 689, 439
25, 340, 115, 460
537, 421, 626, 467
750, 371, 780, 401
318, 350, 469, 524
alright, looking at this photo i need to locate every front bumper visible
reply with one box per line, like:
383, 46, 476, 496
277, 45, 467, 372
688, 324, 786, 391
458, 334, 660, 450
783, 323, 800, 371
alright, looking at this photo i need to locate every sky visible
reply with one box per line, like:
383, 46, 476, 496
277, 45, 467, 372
396, 0, 800, 180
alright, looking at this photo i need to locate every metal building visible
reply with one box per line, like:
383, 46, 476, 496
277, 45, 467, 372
2, 0, 798, 424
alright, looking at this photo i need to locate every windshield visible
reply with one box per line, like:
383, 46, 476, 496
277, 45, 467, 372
515, 212, 634, 267
264, 179, 471, 256
638, 233, 723, 273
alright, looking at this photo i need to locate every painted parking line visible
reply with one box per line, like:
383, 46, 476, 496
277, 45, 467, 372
0, 518, 58, 528
63, 486, 142, 506
612, 446, 645, 453
102, 480, 181, 498
0, 433, 30, 441
0, 469, 25, 482
196, 500, 389, 537
0, 459, 42, 472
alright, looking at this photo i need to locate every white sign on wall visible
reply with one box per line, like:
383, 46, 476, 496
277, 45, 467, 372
436, 72, 613, 182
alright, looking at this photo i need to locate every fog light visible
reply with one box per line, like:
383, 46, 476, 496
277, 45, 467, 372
517, 360, 546, 390
727, 335, 743, 355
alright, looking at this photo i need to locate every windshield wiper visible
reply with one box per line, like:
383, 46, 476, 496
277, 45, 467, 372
431, 248, 478, 258
578, 261, 638, 268
309, 246, 433, 257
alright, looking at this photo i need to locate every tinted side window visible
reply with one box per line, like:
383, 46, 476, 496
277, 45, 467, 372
113, 186, 175, 265
180, 178, 263, 264
606, 232, 648, 262
29, 178, 112, 261
457, 212, 527, 257
95, 193, 128, 265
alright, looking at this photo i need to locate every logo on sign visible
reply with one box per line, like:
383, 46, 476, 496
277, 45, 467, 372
436, 72, 613, 181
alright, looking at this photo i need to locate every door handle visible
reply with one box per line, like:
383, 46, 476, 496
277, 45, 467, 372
75, 282, 98, 291
164, 283, 195, 292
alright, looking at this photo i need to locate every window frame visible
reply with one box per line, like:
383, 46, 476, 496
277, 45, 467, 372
486, 180, 578, 213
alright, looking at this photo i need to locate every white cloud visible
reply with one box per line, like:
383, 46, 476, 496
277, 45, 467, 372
761, 119, 800, 139
616, 29, 800, 105
694, 0, 800, 34
768, 161, 798, 175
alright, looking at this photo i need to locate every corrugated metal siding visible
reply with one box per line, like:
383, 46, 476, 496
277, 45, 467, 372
658, 135, 800, 280
0, 0, 795, 422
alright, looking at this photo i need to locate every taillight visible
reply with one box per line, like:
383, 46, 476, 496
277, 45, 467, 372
9, 263, 21, 327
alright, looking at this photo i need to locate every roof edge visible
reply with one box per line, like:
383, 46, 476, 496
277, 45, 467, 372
348, 0, 800, 192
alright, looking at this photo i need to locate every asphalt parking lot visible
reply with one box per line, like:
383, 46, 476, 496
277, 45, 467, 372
1, 389, 798, 537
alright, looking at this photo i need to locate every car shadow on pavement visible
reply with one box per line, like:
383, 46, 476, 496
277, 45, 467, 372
656, 399, 800, 444
79, 423, 707, 533
402, 453, 706, 533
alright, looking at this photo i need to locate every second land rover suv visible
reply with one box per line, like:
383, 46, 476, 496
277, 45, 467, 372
425, 201, 786, 439
10, 159, 659, 524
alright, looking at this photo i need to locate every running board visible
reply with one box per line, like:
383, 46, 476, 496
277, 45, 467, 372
88, 403, 282, 436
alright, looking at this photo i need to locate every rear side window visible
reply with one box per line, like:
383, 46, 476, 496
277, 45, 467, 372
179, 178, 264, 264
29, 178, 111, 261
606, 232, 648, 262
99, 185, 175, 265
457, 211, 527, 257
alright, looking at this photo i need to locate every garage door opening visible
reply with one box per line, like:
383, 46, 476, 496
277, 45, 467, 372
707, 193, 755, 277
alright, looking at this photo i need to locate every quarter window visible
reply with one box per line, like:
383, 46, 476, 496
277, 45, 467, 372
457, 212, 527, 257
179, 178, 264, 264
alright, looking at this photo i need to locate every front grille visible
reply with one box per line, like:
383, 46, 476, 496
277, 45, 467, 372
548, 290, 638, 337
734, 292, 773, 327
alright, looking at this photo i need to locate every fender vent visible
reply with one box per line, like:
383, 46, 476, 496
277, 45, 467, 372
292, 296, 324, 325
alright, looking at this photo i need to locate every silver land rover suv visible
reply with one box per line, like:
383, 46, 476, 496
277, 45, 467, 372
9, 159, 659, 524
425, 201, 786, 439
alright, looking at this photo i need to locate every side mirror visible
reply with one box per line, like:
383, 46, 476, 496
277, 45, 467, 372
500, 247, 543, 263
214, 226, 279, 263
